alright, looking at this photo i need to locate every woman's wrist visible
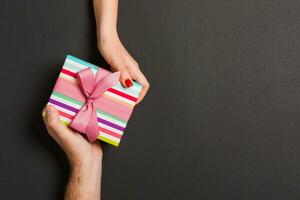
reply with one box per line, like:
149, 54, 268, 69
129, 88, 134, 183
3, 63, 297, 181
98, 29, 119, 48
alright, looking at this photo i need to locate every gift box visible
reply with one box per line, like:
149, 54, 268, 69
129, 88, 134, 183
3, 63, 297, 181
43, 55, 142, 146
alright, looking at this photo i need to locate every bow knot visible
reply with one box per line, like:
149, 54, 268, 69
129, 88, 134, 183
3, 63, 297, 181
69, 68, 120, 142
86, 98, 95, 104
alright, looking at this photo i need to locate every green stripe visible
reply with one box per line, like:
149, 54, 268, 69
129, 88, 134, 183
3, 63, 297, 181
66, 55, 99, 71
98, 135, 119, 147
52, 91, 127, 123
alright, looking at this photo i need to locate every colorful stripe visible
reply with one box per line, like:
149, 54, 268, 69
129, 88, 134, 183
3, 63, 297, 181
53, 79, 133, 120
45, 55, 142, 146
52, 91, 127, 124
64, 58, 141, 95
60, 67, 137, 106
67, 55, 99, 71
47, 100, 124, 143
49, 98, 78, 113
49, 95, 126, 131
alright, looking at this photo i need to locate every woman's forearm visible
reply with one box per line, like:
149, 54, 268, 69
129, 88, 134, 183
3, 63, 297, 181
93, 0, 150, 101
93, 0, 119, 44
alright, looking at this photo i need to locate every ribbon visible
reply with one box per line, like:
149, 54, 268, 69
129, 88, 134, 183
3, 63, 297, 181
70, 68, 120, 142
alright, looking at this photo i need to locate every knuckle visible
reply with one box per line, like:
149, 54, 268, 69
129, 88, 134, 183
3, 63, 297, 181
121, 72, 130, 80
111, 60, 125, 70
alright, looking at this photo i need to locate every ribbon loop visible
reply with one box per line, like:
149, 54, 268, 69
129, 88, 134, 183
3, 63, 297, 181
70, 68, 120, 142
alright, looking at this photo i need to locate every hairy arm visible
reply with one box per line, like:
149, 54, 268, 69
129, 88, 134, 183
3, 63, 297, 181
43, 106, 103, 200
65, 160, 102, 200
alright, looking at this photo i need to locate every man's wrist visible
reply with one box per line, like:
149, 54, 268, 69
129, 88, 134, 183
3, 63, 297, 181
71, 155, 102, 173
65, 157, 102, 199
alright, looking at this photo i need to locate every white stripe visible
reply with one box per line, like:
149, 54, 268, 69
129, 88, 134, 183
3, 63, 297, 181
99, 132, 120, 142
63, 65, 79, 73
65, 59, 97, 74
97, 122, 123, 135
65, 58, 88, 69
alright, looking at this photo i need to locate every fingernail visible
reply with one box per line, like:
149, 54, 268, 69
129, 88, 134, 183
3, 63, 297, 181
46, 106, 54, 114
125, 79, 133, 87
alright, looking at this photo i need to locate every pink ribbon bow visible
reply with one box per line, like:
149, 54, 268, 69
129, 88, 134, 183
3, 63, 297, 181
70, 68, 120, 142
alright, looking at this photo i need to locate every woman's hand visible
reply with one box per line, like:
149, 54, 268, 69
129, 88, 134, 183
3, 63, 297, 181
98, 33, 150, 104
93, 0, 149, 104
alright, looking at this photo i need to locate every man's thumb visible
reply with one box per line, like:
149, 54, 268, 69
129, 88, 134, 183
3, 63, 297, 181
44, 105, 60, 128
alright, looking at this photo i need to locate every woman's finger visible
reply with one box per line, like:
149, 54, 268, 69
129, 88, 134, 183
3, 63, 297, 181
111, 65, 133, 88
120, 68, 133, 88
133, 70, 150, 104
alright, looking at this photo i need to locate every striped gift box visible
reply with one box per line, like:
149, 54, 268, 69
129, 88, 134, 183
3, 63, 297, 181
44, 55, 142, 146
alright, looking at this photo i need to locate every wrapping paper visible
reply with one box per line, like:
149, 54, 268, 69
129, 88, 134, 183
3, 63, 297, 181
44, 55, 142, 146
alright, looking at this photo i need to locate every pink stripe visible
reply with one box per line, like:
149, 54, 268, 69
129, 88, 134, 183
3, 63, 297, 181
53, 77, 133, 120
54, 78, 85, 101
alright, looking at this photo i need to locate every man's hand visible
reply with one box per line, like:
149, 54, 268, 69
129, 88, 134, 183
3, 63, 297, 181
43, 105, 102, 200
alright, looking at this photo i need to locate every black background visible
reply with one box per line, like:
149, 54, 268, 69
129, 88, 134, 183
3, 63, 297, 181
1, 0, 300, 199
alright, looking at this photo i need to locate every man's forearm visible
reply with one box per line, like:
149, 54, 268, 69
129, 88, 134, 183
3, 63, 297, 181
65, 159, 102, 200
93, 0, 119, 43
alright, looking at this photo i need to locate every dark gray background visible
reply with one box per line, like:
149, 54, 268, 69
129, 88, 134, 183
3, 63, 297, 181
1, 0, 300, 199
